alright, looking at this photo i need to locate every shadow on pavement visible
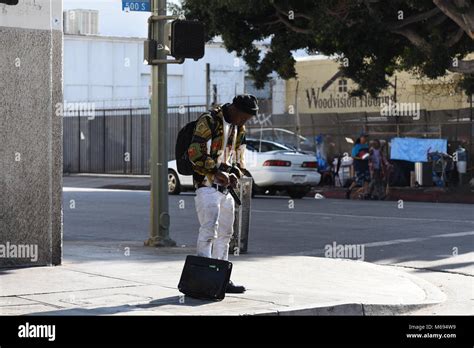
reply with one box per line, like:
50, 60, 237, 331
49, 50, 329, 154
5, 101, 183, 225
29, 295, 212, 316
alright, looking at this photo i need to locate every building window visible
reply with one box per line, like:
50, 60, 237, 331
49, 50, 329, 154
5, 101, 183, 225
338, 79, 348, 93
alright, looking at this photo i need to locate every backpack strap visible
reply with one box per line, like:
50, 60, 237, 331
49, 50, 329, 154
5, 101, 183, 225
201, 106, 221, 138
191, 108, 221, 184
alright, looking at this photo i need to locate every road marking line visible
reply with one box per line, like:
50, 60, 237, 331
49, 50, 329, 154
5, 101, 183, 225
289, 231, 474, 256
363, 231, 474, 247
253, 209, 474, 224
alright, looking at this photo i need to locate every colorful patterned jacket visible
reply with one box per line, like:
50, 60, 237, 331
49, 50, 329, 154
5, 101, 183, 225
187, 104, 247, 187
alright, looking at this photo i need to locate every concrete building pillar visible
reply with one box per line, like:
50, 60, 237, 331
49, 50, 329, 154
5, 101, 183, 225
0, 0, 63, 267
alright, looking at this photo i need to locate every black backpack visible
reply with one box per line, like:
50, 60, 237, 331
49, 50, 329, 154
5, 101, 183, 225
175, 109, 219, 175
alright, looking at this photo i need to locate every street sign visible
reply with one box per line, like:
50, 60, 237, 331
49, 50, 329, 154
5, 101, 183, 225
122, 0, 150, 12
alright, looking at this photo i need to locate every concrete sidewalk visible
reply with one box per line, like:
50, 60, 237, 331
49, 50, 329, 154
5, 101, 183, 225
63, 174, 151, 190
0, 241, 445, 316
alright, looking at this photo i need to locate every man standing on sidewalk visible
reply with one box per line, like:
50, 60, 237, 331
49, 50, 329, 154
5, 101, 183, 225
187, 95, 258, 293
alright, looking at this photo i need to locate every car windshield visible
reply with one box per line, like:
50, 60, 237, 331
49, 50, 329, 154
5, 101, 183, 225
247, 140, 291, 152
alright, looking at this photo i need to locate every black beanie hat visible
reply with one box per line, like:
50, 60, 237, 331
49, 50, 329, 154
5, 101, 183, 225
232, 94, 259, 116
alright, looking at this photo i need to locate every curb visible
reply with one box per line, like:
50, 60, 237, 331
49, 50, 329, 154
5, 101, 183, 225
252, 262, 446, 316
101, 184, 151, 191
253, 302, 437, 316
66, 173, 150, 179
312, 188, 474, 204
70, 183, 474, 204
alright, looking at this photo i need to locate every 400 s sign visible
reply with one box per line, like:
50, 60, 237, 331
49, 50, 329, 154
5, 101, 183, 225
122, 0, 150, 12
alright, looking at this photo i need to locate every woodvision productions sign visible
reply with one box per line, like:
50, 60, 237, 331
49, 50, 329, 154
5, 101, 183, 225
305, 86, 393, 111
286, 57, 466, 115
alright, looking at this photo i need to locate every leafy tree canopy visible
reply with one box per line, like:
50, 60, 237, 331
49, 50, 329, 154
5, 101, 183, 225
181, 0, 474, 95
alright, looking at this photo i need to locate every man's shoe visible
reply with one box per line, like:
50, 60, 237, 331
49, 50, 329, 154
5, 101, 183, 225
226, 280, 246, 293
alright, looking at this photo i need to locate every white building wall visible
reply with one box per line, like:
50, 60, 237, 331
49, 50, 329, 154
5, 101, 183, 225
176, 44, 246, 106
64, 35, 150, 107
64, 35, 248, 108
63, 0, 283, 110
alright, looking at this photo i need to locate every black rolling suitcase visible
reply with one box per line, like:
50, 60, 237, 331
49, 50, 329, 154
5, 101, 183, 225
178, 255, 232, 301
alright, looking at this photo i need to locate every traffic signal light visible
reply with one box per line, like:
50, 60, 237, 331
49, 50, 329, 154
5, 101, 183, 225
0, 0, 19, 5
170, 20, 205, 61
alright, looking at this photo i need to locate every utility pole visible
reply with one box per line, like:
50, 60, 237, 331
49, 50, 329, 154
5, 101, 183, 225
146, 0, 176, 247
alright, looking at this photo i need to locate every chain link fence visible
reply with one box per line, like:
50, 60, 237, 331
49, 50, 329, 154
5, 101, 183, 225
246, 108, 473, 170
64, 103, 473, 179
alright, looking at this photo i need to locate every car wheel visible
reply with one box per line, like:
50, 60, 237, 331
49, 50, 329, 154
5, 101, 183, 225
243, 170, 259, 197
251, 180, 260, 197
168, 170, 181, 195
267, 188, 277, 196
287, 186, 310, 199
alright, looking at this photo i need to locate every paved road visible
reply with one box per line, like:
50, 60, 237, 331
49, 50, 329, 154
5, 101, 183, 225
62, 187, 474, 314
63, 189, 473, 267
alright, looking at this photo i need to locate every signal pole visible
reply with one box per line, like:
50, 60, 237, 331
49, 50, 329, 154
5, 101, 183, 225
143, 0, 204, 247
146, 0, 176, 247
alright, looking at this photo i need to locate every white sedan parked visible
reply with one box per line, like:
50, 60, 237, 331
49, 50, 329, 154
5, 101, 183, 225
168, 138, 321, 199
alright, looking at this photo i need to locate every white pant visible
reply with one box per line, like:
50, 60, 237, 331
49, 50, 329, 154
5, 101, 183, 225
194, 186, 235, 260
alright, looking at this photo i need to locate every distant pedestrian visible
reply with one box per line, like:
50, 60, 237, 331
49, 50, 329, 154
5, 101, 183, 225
346, 133, 370, 199
368, 139, 391, 200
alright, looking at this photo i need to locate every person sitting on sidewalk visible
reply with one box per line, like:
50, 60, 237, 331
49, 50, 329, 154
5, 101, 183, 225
368, 139, 392, 200
346, 133, 370, 199
188, 94, 258, 294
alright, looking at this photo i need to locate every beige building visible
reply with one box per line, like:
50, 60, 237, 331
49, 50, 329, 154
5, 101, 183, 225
278, 56, 473, 170
286, 56, 469, 116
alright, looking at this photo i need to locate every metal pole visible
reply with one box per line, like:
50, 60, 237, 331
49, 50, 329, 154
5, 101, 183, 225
394, 76, 399, 134
130, 108, 133, 174
295, 80, 301, 151
89, 116, 92, 172
123, 111, 127, 174
78, 110, 81, 173
146, 0, 176, 247
103, 110, 106, 173
141, 111, 145, 175
470, 94, 473, 180
206, 63, 210, 110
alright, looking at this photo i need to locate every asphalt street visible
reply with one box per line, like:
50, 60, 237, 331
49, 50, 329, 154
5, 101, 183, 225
62, 187, 474, 314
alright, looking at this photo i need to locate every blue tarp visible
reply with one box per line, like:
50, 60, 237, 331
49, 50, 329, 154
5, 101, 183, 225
390, 137, 447, 162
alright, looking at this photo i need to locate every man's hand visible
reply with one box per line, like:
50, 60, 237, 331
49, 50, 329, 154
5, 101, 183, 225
229, 173, 238, 189
214, 171, 230, 186
229, 166, 243, 179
